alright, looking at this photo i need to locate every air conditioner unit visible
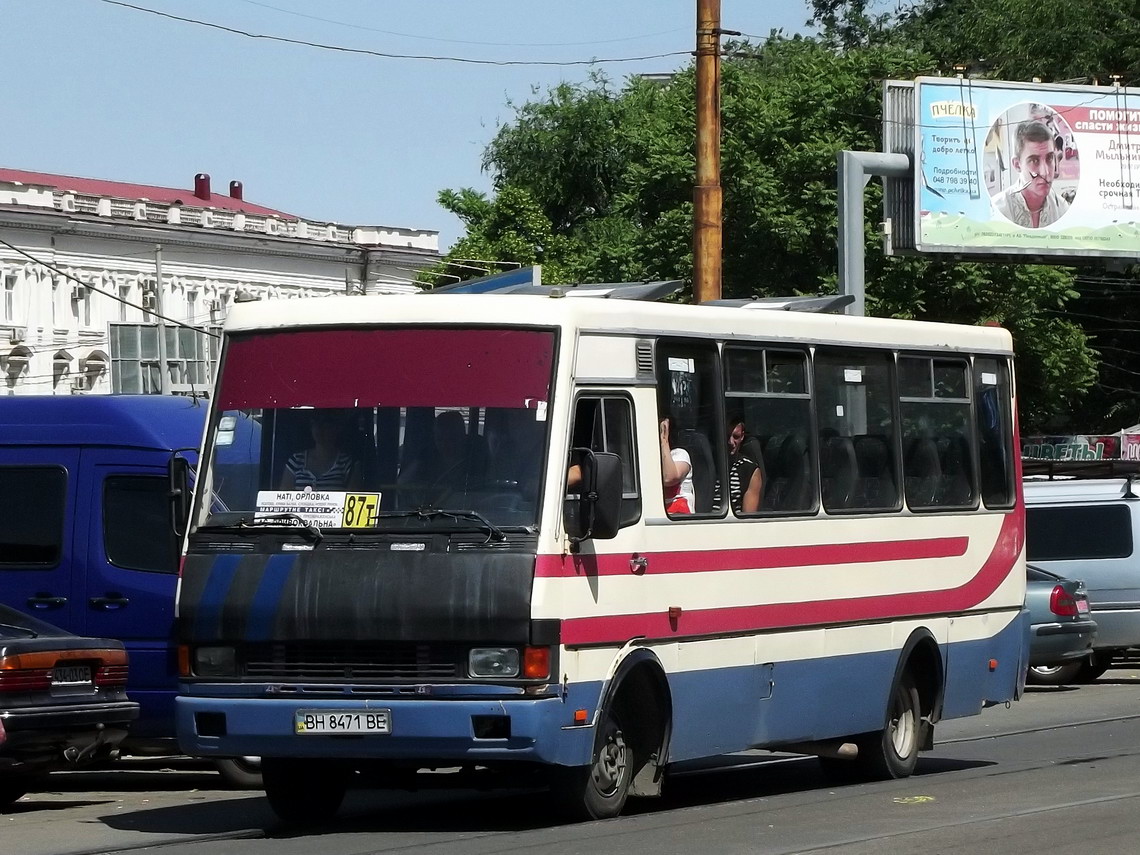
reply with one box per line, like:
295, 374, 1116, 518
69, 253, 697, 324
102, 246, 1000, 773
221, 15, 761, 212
71, 285, 88, 301
9, 327, 26, 344
71, 376, 88, 392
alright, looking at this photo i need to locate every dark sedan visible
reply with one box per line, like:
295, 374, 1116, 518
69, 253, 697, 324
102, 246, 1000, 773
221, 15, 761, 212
1026, 564, 1098, 685
0, 603, 138, 810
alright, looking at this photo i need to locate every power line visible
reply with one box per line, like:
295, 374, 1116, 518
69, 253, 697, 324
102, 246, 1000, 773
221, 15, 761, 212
97, 1, 692, 67
234, 0, 687, 48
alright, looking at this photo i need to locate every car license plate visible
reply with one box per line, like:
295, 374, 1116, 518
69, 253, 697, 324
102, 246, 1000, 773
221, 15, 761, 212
294, 709, 391, 735
1077, 599, 1089, 614
52, 665, 92, 685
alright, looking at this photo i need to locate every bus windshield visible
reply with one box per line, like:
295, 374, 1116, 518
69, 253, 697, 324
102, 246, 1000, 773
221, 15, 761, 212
198, 326, 556, 532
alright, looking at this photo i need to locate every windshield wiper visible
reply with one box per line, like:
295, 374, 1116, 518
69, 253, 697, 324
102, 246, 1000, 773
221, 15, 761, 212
377, 507, 506, 542
0, 622, 39, 638
206, 513, 324, 544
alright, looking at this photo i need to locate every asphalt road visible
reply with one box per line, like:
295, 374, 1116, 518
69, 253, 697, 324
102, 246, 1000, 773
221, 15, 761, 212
7, 667, 1140, 855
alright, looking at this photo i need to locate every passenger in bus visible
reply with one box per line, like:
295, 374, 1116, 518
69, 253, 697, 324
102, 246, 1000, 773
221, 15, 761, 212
660, 414, 695, 514
278, 409, 363, 491
727, 414, 763, 514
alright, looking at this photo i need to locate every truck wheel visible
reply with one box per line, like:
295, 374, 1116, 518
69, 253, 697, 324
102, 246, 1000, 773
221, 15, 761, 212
262, 758, 346, 824
553, 705, 632, 820
214, 756, 262, 789
857, 671, 921, 779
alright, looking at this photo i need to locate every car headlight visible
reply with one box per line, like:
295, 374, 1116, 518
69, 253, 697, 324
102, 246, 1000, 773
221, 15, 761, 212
193, 646, 237, 677
468, 647, 520, 678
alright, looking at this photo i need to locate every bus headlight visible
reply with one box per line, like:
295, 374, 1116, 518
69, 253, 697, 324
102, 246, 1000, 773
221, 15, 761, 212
468, 647, 520, 678
194, 646, 237, 677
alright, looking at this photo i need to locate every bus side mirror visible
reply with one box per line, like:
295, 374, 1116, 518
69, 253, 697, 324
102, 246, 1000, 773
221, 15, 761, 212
170, 455, 192, 538
567, 450, 623, 548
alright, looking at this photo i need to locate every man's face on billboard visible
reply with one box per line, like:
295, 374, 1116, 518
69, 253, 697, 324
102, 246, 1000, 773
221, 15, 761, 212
1013, 139, 1058, 190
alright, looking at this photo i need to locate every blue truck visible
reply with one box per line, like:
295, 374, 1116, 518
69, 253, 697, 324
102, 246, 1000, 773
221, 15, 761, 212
0, 394, 259, 785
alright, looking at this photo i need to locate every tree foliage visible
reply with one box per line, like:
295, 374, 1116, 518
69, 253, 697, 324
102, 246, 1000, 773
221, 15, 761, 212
438, 24, 1108, 431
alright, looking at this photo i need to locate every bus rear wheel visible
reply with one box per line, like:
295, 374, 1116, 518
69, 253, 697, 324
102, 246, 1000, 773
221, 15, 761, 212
857, 672, 921, 779
553, 706, 632, 821
262, 758, 346, 825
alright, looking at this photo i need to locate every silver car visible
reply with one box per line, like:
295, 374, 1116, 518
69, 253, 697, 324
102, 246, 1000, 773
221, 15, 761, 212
1026, 564, 1098, 685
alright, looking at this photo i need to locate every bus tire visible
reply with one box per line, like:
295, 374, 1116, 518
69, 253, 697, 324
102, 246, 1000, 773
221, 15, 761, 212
213, 756, 262, 789
858, 671, 921, 779
262, 758, 346, 824
553, 705, 632, 821
0, 780, 29, 810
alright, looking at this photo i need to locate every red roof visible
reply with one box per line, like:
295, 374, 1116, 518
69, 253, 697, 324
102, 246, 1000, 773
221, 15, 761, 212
0, 168, 298, 219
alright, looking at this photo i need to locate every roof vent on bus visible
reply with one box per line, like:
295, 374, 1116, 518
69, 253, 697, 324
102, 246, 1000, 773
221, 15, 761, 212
635, 340, 655, 379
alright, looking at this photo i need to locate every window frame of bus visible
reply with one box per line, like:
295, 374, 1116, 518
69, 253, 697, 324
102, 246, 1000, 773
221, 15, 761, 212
973, 356, 1016, 510
722, 344, 814, 517
565, 394, 641, 530
898, 353, 979, 513
655, 338, 726, 519
813, 346, 899, 515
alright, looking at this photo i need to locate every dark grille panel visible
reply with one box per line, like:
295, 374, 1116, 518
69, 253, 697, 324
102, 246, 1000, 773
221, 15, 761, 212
242, 642, 462, 681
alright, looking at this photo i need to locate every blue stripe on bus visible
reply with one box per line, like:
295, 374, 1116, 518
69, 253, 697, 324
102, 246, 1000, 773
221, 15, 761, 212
193, 553, 243, 640
245, 553, 296, 641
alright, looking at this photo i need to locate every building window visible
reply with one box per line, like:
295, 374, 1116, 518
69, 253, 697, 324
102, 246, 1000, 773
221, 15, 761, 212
3, 273, 16, 321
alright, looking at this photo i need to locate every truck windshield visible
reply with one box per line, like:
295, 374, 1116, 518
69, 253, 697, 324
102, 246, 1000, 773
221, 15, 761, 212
196, 326, 556, 533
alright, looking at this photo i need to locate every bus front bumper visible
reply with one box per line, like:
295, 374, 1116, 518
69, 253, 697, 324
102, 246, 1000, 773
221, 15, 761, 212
175, 691, 598, 767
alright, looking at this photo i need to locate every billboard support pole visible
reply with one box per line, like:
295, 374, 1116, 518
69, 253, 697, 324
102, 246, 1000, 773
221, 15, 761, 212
837, 151, 911, 316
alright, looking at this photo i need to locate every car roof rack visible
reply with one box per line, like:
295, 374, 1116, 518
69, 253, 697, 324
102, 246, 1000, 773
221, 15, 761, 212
700, 294, 856, 314
1022, 457, 1140, 480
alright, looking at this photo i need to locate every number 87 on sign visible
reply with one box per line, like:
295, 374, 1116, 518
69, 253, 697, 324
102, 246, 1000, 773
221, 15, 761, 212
341, 493, 380, 528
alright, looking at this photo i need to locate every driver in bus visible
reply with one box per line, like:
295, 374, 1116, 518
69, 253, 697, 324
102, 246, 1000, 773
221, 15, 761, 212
279, 409, 363, 492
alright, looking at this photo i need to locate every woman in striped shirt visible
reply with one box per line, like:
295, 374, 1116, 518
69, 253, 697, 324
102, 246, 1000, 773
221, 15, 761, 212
278, 410, 363, 491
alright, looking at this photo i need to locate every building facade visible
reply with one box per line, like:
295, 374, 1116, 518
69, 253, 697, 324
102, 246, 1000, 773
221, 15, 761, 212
0, 169, 439, 395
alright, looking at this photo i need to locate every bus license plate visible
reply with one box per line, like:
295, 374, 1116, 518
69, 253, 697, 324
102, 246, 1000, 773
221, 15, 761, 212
294, 709, 391, 735
52, 665, 92, 685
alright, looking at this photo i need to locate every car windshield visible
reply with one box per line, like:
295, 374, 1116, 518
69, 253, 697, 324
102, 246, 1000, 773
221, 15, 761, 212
195, 326, 556, 533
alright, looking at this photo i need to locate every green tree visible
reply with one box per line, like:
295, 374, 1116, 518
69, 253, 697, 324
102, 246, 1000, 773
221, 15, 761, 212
439, 34, 1096, 430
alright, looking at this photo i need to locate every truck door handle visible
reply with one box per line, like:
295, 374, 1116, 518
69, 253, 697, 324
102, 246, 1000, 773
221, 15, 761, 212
630, 555, 648, 574
89, 594, 130, 610
27, 593, 67, 609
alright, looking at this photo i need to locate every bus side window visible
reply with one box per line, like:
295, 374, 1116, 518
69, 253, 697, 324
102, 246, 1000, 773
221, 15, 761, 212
566, 396, 641, 528
975, 357, 1015, 509
657, 341, 724, 517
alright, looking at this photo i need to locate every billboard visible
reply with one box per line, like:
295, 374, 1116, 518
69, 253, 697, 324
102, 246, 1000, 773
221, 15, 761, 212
908, 77, 1140, 259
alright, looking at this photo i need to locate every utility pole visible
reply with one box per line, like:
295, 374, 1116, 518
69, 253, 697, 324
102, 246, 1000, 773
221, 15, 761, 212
693, 0, 722, 304
154, 245, 171, 395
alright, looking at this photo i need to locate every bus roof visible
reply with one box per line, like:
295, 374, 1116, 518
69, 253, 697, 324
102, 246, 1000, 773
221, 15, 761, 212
0, 394, 207, 450
222, 293, 1014, 354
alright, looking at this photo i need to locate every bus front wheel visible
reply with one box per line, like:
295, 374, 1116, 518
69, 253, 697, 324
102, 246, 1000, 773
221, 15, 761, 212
858, 672, 921, 779
553, 706, 632, 820
262, 758, 346, 825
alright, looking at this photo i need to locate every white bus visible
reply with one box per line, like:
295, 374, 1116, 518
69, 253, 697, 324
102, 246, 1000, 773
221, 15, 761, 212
174, 286, 1027, 823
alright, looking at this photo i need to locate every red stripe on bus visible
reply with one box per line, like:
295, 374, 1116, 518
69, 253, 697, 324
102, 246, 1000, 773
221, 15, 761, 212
558, 510, 1023, 645
535, 536, 969, 579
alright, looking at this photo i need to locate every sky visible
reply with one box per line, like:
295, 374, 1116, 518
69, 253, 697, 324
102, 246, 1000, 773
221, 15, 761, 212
1, 0, 814, 248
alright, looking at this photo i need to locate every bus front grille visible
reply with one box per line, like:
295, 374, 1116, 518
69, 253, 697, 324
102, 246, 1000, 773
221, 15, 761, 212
242, 643, 462, 681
